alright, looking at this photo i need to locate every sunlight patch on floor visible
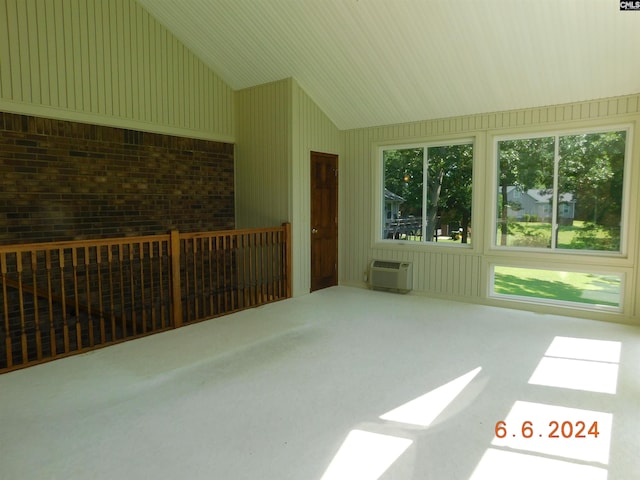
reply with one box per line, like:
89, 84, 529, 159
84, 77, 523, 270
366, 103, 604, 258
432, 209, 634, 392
469, 448, 608, 480
321, 367, 483, 479
529, 337, 621, 394
543, 336, 621, 363
379, 367, 482, 427
529, 357, 619, 394
320, 430, 412, 480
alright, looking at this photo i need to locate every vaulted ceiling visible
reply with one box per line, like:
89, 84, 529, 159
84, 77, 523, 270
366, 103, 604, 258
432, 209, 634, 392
137, 0, 640, 130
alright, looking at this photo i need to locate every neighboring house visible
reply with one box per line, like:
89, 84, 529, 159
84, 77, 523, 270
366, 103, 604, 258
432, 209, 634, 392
504, 186, 576, 224
384, 188, 405, 221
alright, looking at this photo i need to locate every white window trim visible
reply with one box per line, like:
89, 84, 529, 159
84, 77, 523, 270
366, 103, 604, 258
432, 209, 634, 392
373, 136, 476, 249
489, 123, 634, 258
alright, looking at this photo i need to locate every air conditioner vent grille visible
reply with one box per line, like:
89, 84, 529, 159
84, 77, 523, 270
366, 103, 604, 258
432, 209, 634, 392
369, 260, 412, 293
372, 260, 401, 269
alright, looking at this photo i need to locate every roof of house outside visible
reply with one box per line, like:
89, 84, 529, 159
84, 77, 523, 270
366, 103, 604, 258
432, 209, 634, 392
506, 186, 575, 203
384, 188, 405, 203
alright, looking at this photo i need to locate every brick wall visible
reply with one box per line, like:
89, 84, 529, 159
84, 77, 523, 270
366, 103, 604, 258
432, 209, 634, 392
0, 112, 234, 244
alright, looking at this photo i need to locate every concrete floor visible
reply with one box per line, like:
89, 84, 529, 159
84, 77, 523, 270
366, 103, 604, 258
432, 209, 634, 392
1, 286, 638, 480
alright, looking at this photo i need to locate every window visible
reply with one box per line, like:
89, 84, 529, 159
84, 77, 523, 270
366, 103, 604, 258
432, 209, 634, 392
495, 128, 629, 252
381, 140, 473, 244
492, 265, 622, 311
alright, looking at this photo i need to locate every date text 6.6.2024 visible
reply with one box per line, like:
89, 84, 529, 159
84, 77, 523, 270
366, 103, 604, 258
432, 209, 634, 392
495, 421, 599, 439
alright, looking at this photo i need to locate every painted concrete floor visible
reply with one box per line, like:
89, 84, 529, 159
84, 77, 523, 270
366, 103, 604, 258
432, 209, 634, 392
1, 286, 639, 480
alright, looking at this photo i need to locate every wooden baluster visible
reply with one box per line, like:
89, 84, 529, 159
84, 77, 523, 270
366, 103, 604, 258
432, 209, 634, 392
238, 234, 245, 307
247, 233, 258, 306
259, 232, 265, 303
128, 243, 137, 336
250, 233, 257, 305
96, 246, 106, 345
228, 235, 235, 311
265, 232, 271, 301
271, 232, 277, 299
71, 248, 82, 351
183, 239, 191, 322
278, 232, 286, 298
256, 233, 262, 303
264, 232, 270, 302
215, 236, 223, 314
139, 242, 147, 334
252, 233, 258, 305
107, 245, 117, 341
169, 231, 183, 328
192, 238, 199, 321
16, 252, 29, 363
200, 237, 207, 318
207, 236, 214, 316
1, 252, 12, 368
149, 241, 157, 332
45, 251, 56, 357
246, 233, 253, 306
118, 244, 126, 337
158, 241, 166, 329
284, 223, 292, 298
58, 249, 70, 353
31, 250, 43, 360
265, 232, 272, 300
84, 246, 94, 347
248, 233, 254, 306
191, 238, 200, 320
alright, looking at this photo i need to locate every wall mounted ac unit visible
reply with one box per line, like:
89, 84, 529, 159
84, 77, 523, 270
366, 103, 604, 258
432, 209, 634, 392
369, 260, 413, 293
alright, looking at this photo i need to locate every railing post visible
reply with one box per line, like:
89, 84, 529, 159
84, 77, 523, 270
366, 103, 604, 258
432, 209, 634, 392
283, 222, 292, 298
170, 230, 183, 328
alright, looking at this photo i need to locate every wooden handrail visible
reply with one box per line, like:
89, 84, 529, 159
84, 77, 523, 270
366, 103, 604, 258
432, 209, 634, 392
0, 233, 172, 254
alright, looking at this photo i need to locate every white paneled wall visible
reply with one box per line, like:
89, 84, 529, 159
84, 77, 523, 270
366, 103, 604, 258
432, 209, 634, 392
234, 79, 292, 230
341, 94, 640, 324
291, 80, 340, 295
0, 0, 234, 141
235, 79, 341, 297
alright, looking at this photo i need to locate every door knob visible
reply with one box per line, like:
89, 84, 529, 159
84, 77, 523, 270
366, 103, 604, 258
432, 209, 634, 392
312, 228, 318, 234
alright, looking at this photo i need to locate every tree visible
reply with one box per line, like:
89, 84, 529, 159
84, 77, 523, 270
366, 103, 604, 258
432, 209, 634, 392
558, 131, 626, 226
497, 137, 554, 245
427, 144, 473, 243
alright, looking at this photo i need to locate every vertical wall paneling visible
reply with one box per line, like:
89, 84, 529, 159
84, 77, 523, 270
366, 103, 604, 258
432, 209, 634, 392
235, 79, 340, 296
78, 0, 90, 112
0, 2, 7, 98
0, 0, 234, 142
235, 79, 291, 231
291, 80, 340, 295
26, 0, 40, 105
6, 0, 21, 101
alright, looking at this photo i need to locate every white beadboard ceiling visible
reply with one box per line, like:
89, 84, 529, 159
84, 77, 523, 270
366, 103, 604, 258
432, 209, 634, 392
136, 0, 640, 130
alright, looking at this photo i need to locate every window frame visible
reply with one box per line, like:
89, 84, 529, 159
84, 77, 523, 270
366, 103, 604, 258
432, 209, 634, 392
490, 123, 633, 257
489, 262, 625, 313
374, 136, 476, 249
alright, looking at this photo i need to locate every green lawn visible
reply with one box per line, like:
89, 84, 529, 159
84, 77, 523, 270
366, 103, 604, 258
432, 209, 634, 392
498, 221, 619, 250
494, 266, 621, 307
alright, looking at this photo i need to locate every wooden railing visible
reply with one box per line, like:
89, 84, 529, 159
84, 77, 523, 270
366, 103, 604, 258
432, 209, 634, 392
0, 224, 291, 373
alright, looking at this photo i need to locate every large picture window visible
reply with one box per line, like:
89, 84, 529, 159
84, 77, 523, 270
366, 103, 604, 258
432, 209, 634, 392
495, 128, 629, 252
381, 140, 473, 244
